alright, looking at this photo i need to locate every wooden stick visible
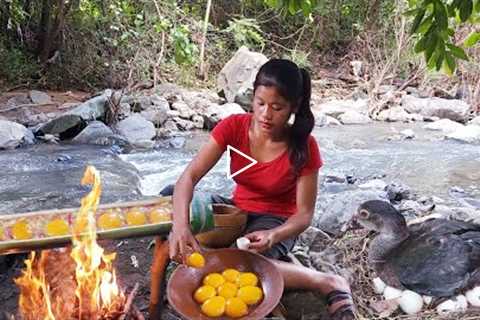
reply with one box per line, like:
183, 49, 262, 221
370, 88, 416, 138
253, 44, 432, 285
149, 237, 170, 320
119, 282, 140, 320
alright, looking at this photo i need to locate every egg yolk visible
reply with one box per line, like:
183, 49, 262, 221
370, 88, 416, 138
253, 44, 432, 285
237, 272, 258, 287
97, 211, 123, 230
12, 220, 32, 240
125, 209, 147, 226
201, 296, 226, 317
0, 226, 4, 240
217, 282, 238, 299
187, 252, 205, 268
225, 297, 248, 318
222, 268, 240, 283
45, 218, 70, 236
237, 285, 263, 305
149, 208, 171, 223
193, 285, 216, 304
203, 273, 226, 288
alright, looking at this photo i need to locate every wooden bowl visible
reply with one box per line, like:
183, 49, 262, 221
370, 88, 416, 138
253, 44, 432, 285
167, 248, 284, 320
195, 204, 247, 248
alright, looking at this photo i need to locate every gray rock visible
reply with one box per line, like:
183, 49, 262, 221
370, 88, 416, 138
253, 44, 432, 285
377, 106, 420, 122
151, 94, 170, 108
315, 99, 369, 119
167, 110, 180, 118
182, 90, 222, 114
140, 105, 168, 126
173, 117, 195, 131
445, 125, 480, 143
29, 90, 52, 105
66, 90, 112, 120
313, 111, 341, 127
155, 83, 185, 102
131, 96, 152, 112
6, 94, 30, 107
401, 95, 471, 122
207, 102, 245, 122
377, 85, 397, 95
386, 182, 412, 202
358, 179, 387, 190
0, 120, 33, 149
38, 114, 85, 138
400, 129, 415, 139
119, 103, 131, 119
115, 115, 156, 144
424, 119, 464, 134
171, 101, 195, 119
72, 121, 114, 144
90, 134, 130, 147
338, 110, 372, 124
217, 46, 268, 108
163, 120, 178, 132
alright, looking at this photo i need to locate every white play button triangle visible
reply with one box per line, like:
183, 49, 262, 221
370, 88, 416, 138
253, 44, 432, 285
226, 145, 258, 179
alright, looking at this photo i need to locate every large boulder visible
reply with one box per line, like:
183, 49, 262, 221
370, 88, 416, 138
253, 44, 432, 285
314, 99, 369, 119
338, 110, 372, 124
171, 101, 195, 119
217, 46, 268, 109
38, 114, 86, 139
0, 120, 34, 149
139, 104, 169, 126
377, 106, 423, 122
115, 115, 156, 144
72, 121, 114, 144
401, 95, 471, 122
207, 103, 245, 121
29, 90, 52, 105
66, 90, 112, 121
446, 125, 480, 143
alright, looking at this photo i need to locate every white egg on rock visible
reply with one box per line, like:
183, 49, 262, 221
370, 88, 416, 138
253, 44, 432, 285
383, 286, 403, 300
466, 286, 480, 307
398, 290, 423, 315
372, 277, 387, 294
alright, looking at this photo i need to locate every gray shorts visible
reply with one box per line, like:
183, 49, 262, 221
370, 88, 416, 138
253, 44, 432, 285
160, 185, 296, 260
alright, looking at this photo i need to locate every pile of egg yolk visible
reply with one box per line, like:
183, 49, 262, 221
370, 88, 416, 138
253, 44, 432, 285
193, 268, 264, 318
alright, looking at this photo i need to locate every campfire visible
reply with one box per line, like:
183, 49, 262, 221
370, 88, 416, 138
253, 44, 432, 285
14, 166, 139, 319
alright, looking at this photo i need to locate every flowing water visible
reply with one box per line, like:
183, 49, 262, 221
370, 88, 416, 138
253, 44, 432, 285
1, 122, 479, 216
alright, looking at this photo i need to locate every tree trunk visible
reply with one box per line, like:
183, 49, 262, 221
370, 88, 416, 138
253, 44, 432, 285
37, 0, 52, 57
365, 0, 382, 32
1, 2, 10, 39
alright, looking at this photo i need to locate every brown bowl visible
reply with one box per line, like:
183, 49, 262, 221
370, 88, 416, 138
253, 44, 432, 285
167, 248, 284, 320
196, 204, 247, 248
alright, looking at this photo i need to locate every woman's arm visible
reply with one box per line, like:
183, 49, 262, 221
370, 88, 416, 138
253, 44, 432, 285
169, 137, 224, 260
246, 170, 319, 252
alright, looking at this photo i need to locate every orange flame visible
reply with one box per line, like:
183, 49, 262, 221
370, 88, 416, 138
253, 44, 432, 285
15, 166, 124, 319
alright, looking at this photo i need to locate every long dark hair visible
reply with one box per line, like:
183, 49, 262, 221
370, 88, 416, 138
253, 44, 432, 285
253, 59, 315, 174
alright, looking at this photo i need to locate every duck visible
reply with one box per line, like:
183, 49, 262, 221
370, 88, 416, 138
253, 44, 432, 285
355, 200, 480, 297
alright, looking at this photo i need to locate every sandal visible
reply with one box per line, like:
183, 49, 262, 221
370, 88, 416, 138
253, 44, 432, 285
326, 290, 356, 320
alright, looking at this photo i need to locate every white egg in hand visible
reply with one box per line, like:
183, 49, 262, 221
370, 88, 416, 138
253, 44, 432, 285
466, 286, 480, 307
236, 237, 251, 250
372, 277, 387, 294
398, 290, 423, 315
383, 286, 402, 300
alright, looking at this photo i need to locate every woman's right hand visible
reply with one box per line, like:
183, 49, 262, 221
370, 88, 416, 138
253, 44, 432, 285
168, 223, 201, 264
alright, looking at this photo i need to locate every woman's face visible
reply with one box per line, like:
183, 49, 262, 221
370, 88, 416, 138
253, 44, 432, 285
251, 85, 295, 136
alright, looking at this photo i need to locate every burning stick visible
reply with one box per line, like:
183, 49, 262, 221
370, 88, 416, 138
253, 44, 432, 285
119, 282, 140, 320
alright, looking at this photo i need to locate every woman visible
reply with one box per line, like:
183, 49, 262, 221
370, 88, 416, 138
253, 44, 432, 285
166, 59, 355, 319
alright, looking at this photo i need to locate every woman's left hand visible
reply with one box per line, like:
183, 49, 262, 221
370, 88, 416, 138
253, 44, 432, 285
243, 229, 277, 253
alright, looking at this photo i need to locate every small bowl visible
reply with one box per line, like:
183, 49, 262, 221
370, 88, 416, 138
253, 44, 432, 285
167, 248, 284, 320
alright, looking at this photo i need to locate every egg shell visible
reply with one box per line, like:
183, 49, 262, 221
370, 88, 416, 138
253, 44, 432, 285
436, 299, 456, 315
236, 237, 251, 250
422, 295, 433, 305
398, 290, 423, 315
453, 294, 468, 311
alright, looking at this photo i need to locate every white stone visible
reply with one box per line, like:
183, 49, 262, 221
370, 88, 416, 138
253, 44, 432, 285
0, 120, 32, 149
446, 125, 480, 143
402, 95, 471, 122
359, 180, 387, 190
377, 106, 417, 122
372, 277, 387, 294
316, 99, 369, 118
383, 286, 402, 300
400, 129, 415, 139
466, 286, 480, 307
115, 114, 155, 144
398, 290, 423, 315
424, 119, 464, 134
338, 110, 372, 125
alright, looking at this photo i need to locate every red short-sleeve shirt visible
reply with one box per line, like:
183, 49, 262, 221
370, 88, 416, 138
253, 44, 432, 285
211, 113, 323, 217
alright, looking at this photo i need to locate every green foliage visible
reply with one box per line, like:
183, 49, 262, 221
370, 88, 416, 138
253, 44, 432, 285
224, 18, 265, 49
0, 46, 39, 83
408, 0, 480, 74
171, 25, 198, 65
264, 0, 318, 16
